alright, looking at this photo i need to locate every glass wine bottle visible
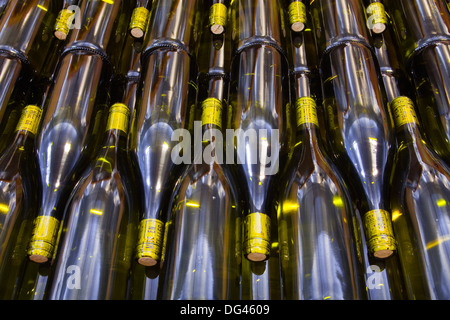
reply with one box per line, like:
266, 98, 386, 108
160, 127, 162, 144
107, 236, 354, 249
312, 0, 397, 261
0, 104, 43, 299
278, 9, 367, 299
47, 103, 141, 300
131, 0, 201, 269
27, 0, 135, 264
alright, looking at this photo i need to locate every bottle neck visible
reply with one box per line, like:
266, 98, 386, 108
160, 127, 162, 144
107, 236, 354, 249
391, 96, 423, 148
93, 104, 130, 176
200, 97, 223, 165
294, 96, 322, 161
101, 103, 129, 150
11, 105, 42, 148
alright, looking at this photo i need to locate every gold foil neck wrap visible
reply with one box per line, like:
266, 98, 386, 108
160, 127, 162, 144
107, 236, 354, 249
129, 7, 150, 39
366, 2, 388, 33
27, 216, 61, 262
288, 1, 307, 32
295, 96, 319, 127
15, 105, 42, 135
54, 9, 74, 40
364, 209, 397, 258
244, 212, 271, 261
201, 98, 223, 128
135, 218, 164, 266
106, 103, 130, 133
391, 96, 419, 128
209, 3, 228, 34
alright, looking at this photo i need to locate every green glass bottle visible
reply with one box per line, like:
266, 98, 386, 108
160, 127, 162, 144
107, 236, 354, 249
27, 0, 135, 264
312, 0, 397, 261
229, 0, 290, 300
0, 105, 43, 299
157, 8, 242, 299
385, 0, 450, 166
47, 103, 141, 300
278, 9, 366, 299
132, 0, 201, 269
0, 0, 63, 153
389, 96, 450, 300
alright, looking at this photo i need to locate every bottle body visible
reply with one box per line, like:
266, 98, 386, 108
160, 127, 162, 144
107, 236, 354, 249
159, 158, 241, 300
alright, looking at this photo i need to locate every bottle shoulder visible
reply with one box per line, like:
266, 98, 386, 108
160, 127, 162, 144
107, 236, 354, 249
392, 138, 450, 192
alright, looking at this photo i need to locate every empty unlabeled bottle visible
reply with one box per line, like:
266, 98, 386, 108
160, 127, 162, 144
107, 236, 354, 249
385, 0, 450, 166
0, 104, 43, 299
157, 10, 241, 299
47, 103, 141, 300
0, 0, 63, 153
389, 95, 450, 300
278, 11, 366, 299
312, 0, 397, 261
159, 81, 241, 300
132, 0, 201, 269
27, 0, 134, 264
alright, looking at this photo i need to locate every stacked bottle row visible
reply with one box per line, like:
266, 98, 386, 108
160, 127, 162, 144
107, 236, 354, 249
0, 0, 449, 300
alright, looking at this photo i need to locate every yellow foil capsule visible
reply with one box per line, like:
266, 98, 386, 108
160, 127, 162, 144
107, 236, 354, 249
106, 103, 130, 133
54, 9, 74, 40
244, 212, 271, 261
366, 2, 388, 34
27, 216, 61, 263
15, 105, 42, 135
364, 209, 397, 259
209, 3, 228, 35
135, 218, 164, 266
295, 96, 319, 127
201, 97, 223, 128
129, 7, 150, 39
288, 1, 307, 32
391, 96, 419, 128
